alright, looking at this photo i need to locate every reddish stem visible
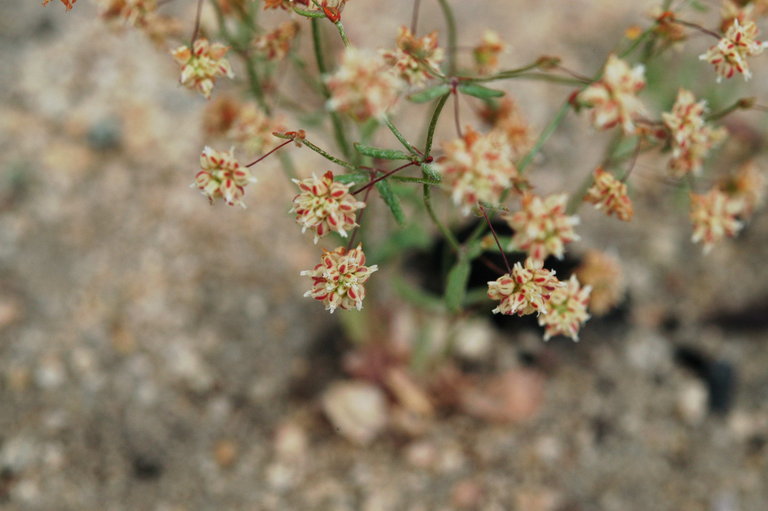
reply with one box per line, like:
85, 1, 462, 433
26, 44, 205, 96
351, 161, 417, 195
245, 139, 293, 168
479, 204, 511, 274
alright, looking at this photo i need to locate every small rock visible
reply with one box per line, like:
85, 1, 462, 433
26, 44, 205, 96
451, 479, 484, 509
213, 440, 238, 469
404, 441, 437, 469
384, 368, 433, 416
453, 319, 494, 361
459, 369, 544, 423
677, 380, 707, 425
274, 421, 308, 461
322, 381, 387, 445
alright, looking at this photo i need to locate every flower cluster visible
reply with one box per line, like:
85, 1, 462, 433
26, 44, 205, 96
584, 167, 633, 221
291, 171, 366, 243
662, 89, 727, 176
718, 161, 765, 217
171, 38, 234, 99
504, 193, 580, 262
227, 104, 285, 156
538, 276, 591, 341
487, 258, 561, 316
301, 245, 378, 313
326, 48, 403, 122
43, 0, 76, 10
700, 20, 768, 81
689, 188, 744, 252
254, 21, 300, 61
575, 250, 625, 316
480, 98, 532, 158
193, 147, 255, 208
473, 30, 506, 75
435, 127, 521, 214
578, 54, 647, 134
381, 26, 444, 86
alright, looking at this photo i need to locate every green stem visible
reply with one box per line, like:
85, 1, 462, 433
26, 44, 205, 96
424, 93, 451, 156
311, 19, 352, 159
423, 182, 461, 251
468, 61, 547, 82
384, 117, 420, 155
335, 21, 351, 47
517, 99, 571, 174
436, 0, 457, 75
300, 137, 358, 170
706, 98, 750, 122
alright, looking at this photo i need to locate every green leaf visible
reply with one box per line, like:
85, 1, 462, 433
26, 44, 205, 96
334, 173, 369, 184
458, 83, 505, 99
292, 6, 325, 18
370, 223, 430, 263
444, 258, 471, 312
354, 143, 412, 161
408, 84, 451, 103
375, 179, 406, 225
420, 163, 441, 183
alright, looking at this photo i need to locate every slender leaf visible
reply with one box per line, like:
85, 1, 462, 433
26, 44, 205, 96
408, 84, 451, 103
445, 258, 471, 312
420, 163, 441, 182
457, 83, 505, 99
334, 173, 369, 184
375, 179, 406, 225
354, 143, 412, 161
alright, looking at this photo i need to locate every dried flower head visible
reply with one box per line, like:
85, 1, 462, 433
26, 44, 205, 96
662, 89, 727, 176
538, 275, 591, 341
203, 96, 241, 136
700, 20, 768, 81
584, 167, 634, 221
690, 188, 744, 252
720, 0, 755, 33
575, 250, 625, 316
301, 245, 378, 313
718, 160, 765, 218
473, 30, 506, 75
578, 54, 647, 134
504, 193, 580, 262
227, 104, 284, 155
649, 9, 687, 42
479, 98, 532, 158
381, 26, 444, 86
326, 48, 403, 122
487, 258, 562, 316
171, 38, 234, 99
97, 0, 157, 27
435, 127, 521, 214
43, 0, 76, 10
254, 21, 300, 61
194, 147, 255, 207
291, 171, 366, 243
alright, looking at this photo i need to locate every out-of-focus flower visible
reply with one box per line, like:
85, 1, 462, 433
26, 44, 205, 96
193, 147, 255, 207
538, 275, 591, 341
301, 245, 378, 313
584, 167, 634, 221
326, 48, 403, 122
435, 127, 521, 214
171, 38, 234, 99
473, 30, 506, 75
97, 0, 155, 27
575, 250, 625, 316
254, 21, 300, 61
662, 89, 727, 176
227, 104, 284, 155
202, 96, 241, 136
649, 8, 687, 42
487, 258, 562, 316
381, 26, 444, 86
700, 20, 768, 81
504, 193, 580, 262
291, 171, 366, 243
718, 160, 765, 217
690, 188, 744, 252
578, 54, 647, 134
43, 0, 76, 10
720, 0, 755, 33
479, 98, 532, 158
263, 0, 295, 9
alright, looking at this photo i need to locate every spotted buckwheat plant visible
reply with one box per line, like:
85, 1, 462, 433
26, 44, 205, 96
584, 167, 633, 221
538, 276, 591, 342
227, 104, 285, 155
578, 54, 646, 134
700, 20, 768, 81
291, 171, 366, 243
301, 245, 378, 313
504, 193, 580, 262
487, 258, 562, 316
194, 146, 255, 207
254, 21, 300, 61
381, 27, 444, 86
435, 127, 521, 214
326, 48, 403, 122
662, 89, 727, 176
171, 38, 234, 99
473, 30, 506, 75
690, 188, 744, 252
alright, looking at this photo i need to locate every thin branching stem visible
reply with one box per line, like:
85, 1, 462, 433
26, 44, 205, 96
479, 205, 511, 274
436, 0, 457, 75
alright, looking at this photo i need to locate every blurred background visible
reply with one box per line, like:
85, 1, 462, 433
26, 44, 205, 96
1, 0, 767, 509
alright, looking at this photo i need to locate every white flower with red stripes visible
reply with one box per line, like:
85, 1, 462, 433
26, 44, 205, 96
171, 38, 234, 99
700, 20, 768, 81
487, 258, 562, 317
193, 146, 255, 207
301, 245, 378, 313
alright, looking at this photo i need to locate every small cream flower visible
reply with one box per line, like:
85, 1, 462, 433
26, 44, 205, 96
254, 21, 300, 61
487, 258, 562, 316
473, 30, 506, 75
538, 275, 591, 341
381, 26, 444, 86
480, 98, 532, 158
700, 20, 767, 81
578, 54, 647, 134
291, 171, 366, 243
301, 245, 378, 313
171, 38, 234, 99
193, 147, 255, 207
435, 127, 520, 214
662, 89, 727, 176
584, 167, 633, 221
504, 193, 580, 263
326, 48, 403, 122
690, 188, 744, 253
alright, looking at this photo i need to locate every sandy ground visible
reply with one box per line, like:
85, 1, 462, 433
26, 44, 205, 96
1, 1, 767, 510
